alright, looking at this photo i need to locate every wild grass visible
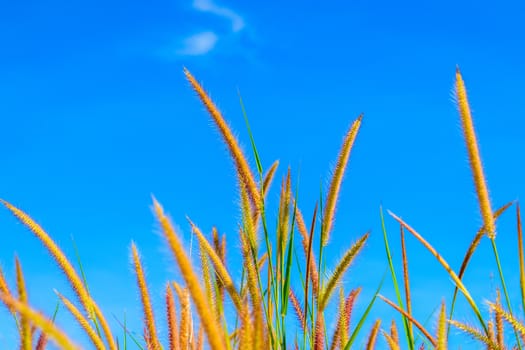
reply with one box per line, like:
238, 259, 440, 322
0, 67, 523, 349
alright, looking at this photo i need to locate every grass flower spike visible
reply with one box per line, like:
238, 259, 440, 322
455, 67, 496, 239
322, 115, 363, 246
184, 68, 261, 211
131, 243, 162, 350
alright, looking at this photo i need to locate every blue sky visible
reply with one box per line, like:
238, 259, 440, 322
1, 0, 524, 348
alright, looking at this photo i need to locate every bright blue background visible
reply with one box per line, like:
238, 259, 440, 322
1, 0, 524, 348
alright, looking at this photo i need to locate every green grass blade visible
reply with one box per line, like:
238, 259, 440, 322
51, 300, 60, 321
380, 206, 414, 350
113, 314, 144, 350
70, 235, 102, 338
413, 301, 441, 349
490, 237, 522, 349
238, 90, 263, 177
123, 311, 127, 350
343, 271, 386, 350
282, 191, 298, 317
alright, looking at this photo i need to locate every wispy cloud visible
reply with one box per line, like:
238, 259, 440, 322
193, 0, 245, 32
177, 31, 219, 56
169, 0, 245, 57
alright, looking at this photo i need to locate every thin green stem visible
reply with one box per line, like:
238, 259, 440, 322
380, 207, 414, 350
491, 238, 522, 349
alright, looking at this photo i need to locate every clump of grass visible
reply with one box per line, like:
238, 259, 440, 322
0, 199, 116, 350
0, 67, 522, 350
377, 69, 525, 350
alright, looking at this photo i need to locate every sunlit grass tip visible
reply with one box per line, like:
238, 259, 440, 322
454, 67, 496, 239
183, 68, 261, 210
321, 114, 363, 246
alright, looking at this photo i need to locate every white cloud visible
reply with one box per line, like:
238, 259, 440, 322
177, 31, 219, 56
193, 0, 245, 32
160, 1, 245, 58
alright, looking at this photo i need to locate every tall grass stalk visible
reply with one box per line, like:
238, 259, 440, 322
455, 68, 521, 349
